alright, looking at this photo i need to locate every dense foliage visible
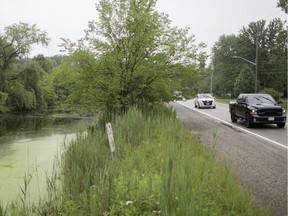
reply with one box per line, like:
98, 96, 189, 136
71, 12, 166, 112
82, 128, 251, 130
199, 18, 287, 97
277, 0, 288, 13
0, 23, 66, 112
58, 0, 207, 112
0, 23, 49, 110
233, 65, 254, 96
0, 1, 286, 113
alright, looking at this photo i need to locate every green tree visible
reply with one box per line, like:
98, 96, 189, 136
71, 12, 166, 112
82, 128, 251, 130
33, 54, 54, 73
0, 22, 49, 92
42, 61, 80, 110
211, 18, 287, 97
5, 60, 47, 111
0, 23, 50, 111
234, 65, 254, 96
49, 55, 65, 68
0, 92, 8, 113
211, 34, 240, 96
277, 0, 287, 13
237, 19, 287, 95
264, 19, 287, 96
60, 0, 206, 111
259, 88, 283, 101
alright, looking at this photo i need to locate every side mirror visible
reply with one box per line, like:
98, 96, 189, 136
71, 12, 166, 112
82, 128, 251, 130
237, 99, 243, 103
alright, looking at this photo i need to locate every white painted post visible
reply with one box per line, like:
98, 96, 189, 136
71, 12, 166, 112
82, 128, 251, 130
106, 122, 115, 159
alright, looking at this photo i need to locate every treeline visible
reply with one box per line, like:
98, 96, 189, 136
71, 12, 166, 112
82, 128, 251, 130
0, 53, 65, 113
0, 1, 208, 113
1, 0, 286, 114
0, 22, 65, 113
198, 18, 287, 97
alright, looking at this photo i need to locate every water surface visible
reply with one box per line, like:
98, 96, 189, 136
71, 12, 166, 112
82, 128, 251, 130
0, 114, 95, 205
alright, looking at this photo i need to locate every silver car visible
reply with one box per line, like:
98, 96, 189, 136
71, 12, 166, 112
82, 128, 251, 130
194, 93, 216, 109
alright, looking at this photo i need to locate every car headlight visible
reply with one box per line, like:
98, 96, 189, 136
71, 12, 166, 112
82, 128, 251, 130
250, 110, 257, 115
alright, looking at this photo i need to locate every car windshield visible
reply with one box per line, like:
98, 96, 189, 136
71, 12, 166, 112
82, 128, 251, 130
198, 94, 213, 98
246, 95, 275, 105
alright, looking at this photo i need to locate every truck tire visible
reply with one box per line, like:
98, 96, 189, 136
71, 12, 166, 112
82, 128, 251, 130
230, 112, 237, 123
245, 113, 253, 128
277, 123, 285, 128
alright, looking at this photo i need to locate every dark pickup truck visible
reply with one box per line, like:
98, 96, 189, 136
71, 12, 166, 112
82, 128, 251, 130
229, 93, 286, 128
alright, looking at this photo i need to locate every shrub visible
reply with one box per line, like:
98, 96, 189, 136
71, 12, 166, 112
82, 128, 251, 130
0, 92, 8, 113
259, 88, 283, 101
234, 65, 254, 96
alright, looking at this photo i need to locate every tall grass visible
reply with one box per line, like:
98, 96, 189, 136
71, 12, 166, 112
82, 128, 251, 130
56, 103, 271, 216
1, 103, 272, 215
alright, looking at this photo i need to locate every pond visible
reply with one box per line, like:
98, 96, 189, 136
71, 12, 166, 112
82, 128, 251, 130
0, 114, 96, 206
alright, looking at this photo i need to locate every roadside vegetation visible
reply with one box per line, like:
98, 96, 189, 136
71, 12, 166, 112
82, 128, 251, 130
0, 104, 272, 215
0, 0, 286, 215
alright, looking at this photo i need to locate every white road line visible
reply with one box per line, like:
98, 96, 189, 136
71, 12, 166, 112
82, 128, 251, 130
177, 101, 288, 150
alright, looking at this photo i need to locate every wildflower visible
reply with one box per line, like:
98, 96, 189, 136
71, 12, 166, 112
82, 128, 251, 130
125, 200, 133, 205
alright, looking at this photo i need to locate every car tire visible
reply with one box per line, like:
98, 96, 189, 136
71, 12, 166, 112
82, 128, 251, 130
245, 113, 253, 128
231, 112, 237, 123
277, 123, 285, 128
194, 103, 197, 108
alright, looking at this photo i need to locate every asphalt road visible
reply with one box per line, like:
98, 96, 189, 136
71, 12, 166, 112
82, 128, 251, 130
169, 100, 287, 216
179, 99, 287, 148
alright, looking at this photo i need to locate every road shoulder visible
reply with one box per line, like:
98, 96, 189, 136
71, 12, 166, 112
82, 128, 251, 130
169, 101, 287, 216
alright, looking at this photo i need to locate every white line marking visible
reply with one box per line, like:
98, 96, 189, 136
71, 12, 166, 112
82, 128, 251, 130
177, 101, 288, 150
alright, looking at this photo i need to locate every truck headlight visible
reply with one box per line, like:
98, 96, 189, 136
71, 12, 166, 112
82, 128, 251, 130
282, 108, 286, 114
250, 110, 257, 115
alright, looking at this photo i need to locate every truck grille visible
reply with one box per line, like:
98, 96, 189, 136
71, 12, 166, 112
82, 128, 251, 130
257, 109, 283, 116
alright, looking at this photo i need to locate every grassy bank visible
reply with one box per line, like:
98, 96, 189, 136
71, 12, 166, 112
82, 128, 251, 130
2, 104, 271, 215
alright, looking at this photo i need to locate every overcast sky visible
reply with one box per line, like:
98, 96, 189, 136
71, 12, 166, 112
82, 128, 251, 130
0, 0, 285, 57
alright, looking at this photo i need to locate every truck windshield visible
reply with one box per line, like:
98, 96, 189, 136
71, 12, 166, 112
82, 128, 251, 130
247, 95, 275, 105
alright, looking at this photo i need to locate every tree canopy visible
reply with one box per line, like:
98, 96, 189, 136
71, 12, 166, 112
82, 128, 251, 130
0, 22, 50, 111
2, 1, 285, 113
234, 65, 254, 96
206, 18, 287, 97
59, 0, 207, 111
277, 0, 287, 13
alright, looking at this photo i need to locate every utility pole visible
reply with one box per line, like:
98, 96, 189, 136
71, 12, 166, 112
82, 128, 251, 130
233, 22, 259, 93
255, 23, 259, 93
210, 71, 213, 94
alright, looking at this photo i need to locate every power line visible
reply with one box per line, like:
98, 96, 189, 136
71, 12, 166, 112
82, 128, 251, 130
261, 10, 285, 20
260, 72, 287, 74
